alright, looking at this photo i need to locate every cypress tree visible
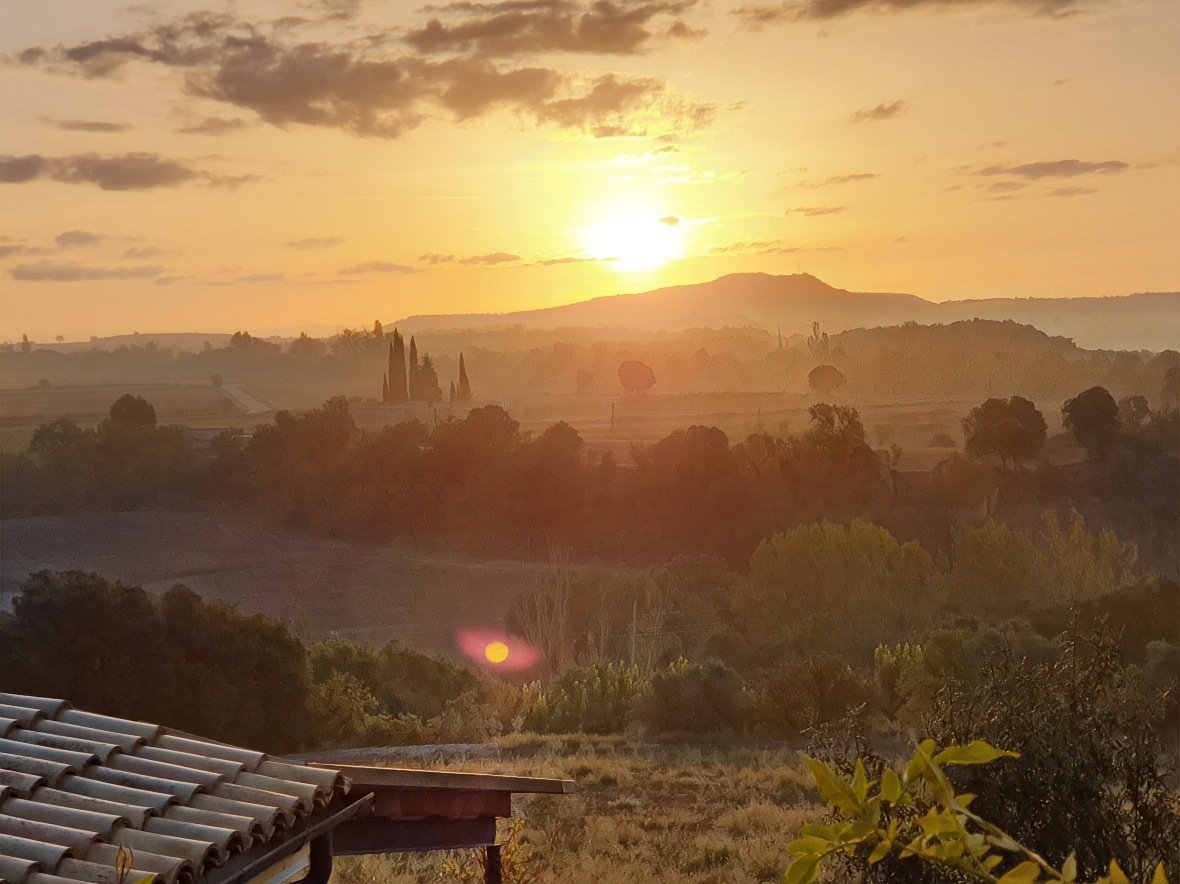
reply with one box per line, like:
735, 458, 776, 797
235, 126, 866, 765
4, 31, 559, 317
458, 352, 472, 402
408, 335, 420, 401
390, 330, 408, 403
382, 373, 389, 404
449, 381, 456, 404
420, 354, 442, 404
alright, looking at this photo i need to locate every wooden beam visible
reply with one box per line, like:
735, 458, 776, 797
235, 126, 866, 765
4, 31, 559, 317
367, 788, 512, 820
331, 817, 498, 855
310, 764, 575, 795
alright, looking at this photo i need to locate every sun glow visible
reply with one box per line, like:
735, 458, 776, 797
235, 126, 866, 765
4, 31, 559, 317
581, 205, 685, 273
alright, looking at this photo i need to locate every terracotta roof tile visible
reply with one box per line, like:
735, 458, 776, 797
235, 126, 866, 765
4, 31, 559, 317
0, 693, 350, 884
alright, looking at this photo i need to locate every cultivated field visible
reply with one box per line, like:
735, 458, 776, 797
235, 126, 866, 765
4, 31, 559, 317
0, 507, 566, 655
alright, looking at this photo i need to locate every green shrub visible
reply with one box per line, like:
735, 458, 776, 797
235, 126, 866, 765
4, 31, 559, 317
754, 654, 871, 735
521, 662, 645, 734
634, 658, 748, 735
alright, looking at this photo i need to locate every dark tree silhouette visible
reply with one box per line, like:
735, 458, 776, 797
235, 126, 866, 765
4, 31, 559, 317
408, 335, 420, 401
389, 329, 408, 404
618, 360, 656, 394
962, 396, 1047, 470
1162, 365, 1179, 408
109, 393, 157, 428
808, 364, 847, 394
1063, 386, 1120, 460
457, 352, 472, 402
807, 321, 830, 362
449, 380, 457, 404
419, 354, 442, 404
382, 373, 389, 404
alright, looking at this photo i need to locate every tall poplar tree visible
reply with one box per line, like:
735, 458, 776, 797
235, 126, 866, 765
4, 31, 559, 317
382, 373, 389, 404
389, 330, 408, 403
458, 352, 472, 402
408, 335, 420, 401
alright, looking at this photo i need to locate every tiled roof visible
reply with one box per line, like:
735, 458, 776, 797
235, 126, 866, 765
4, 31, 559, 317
0, 693, 350, 884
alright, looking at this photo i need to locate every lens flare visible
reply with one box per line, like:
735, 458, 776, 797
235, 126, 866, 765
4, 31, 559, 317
456, 628, 541, 672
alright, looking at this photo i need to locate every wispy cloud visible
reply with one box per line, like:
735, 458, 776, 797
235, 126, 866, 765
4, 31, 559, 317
45, 118, 132, 133
0, 152, 256, 191
789, 205, 844, 216
850, 100, 907, 123
288, 237, 343, 250
340, 261, 418, 274
54, 230, 107, 248
796, 172, 878, 189
733, 0, 1084, 27
459, 252, 520, 266
977, 158, 1128, 179
10, 262, 164, 281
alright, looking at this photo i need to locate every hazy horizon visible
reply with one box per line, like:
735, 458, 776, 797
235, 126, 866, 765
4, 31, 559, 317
3, 0, 1179, 343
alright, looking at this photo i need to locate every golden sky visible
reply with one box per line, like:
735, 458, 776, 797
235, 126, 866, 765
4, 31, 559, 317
1, 0, 1178, 341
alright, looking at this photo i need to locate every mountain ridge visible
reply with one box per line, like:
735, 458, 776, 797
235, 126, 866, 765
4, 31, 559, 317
392, 273, 1179, 351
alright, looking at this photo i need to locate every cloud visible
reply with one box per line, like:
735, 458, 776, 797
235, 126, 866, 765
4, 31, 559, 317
850, 100, 906, 123
288, 237, 343, 250
339, 261, 418, 273
984, 180, 1026, 193
0, 152, 253, 190
10, 262, 164, 281
176, 116, 253, 135
789, 205, 844, 216
419, 252, 456, 264
709, 239, 782, 255
1046, 185, 1097, 197
460, 252, 520, 265
659, 215, 680, 225
797, 172, 877, 189
405, 0, 701, 57
977, 159, 1128, 179
55, 230, 107, 248
17, 12, 716, 141
46, 118, 132, 133
124, 246, 178, 258
236, 272, 286, 283
733, 0, 1083, 26
535, 255, 600, 265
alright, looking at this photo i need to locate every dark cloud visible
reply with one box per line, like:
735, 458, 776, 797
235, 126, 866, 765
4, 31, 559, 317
984, 180, 1026, 193
459, 251, 520, 265
339, 261, 418, 273
797, 172, 877, 189
176, 116, 253, 135
0, 152, 251, 191
978, 159, 1128, 179
55, 230, 106, 248
17, 12, 715, 141
288, 237, 343, 250
850, 99, 906, 123
419, 252, 456, 264
789, 205, 844, 216
10, 262, 164, 281
733, 0, 1083, 26
47, 118, 132, 133
405, 1, 700, 57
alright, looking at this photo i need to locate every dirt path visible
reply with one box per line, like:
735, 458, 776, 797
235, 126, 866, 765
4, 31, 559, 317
221, 383, 271, 414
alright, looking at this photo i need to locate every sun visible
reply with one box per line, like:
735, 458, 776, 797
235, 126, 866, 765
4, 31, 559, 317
581, 206, 685, 273
484, 641, 510, 664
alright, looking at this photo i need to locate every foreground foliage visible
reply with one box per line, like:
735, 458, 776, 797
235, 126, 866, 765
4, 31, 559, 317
786, 741, 1172, 884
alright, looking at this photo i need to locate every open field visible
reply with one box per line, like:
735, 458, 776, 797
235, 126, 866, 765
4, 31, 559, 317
327, 735, 825, 884
0, 507, 570, 655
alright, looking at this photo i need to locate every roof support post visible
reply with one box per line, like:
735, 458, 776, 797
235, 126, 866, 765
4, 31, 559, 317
484, 843, 502, 884
294, 832, 334, 884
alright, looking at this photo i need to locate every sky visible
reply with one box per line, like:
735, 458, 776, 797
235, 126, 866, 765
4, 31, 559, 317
1, 0, 1178, 341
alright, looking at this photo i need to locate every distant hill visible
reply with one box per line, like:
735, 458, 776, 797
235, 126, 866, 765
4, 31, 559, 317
394, 273, 1179, 352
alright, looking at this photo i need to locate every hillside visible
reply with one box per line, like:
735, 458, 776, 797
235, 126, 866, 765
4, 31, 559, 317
394, 273, 1179, 352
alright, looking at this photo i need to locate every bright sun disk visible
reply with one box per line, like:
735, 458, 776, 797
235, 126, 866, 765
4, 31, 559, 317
582, 208, 684, 273
484, 641, 510, 664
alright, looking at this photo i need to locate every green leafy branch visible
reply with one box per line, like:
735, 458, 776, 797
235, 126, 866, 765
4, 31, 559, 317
785, 739, 1169, 884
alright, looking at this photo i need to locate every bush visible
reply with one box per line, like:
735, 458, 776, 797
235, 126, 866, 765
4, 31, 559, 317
753, 654, 871, 735
634, 658, 748, 735
521, 662, 645, 734
923, 628, 1179, 881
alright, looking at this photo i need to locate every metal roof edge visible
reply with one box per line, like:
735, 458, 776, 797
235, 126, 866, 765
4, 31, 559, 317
301, 763, 576, 795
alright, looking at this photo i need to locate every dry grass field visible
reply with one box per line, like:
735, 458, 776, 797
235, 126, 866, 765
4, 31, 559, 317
330, 735, 824, 884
